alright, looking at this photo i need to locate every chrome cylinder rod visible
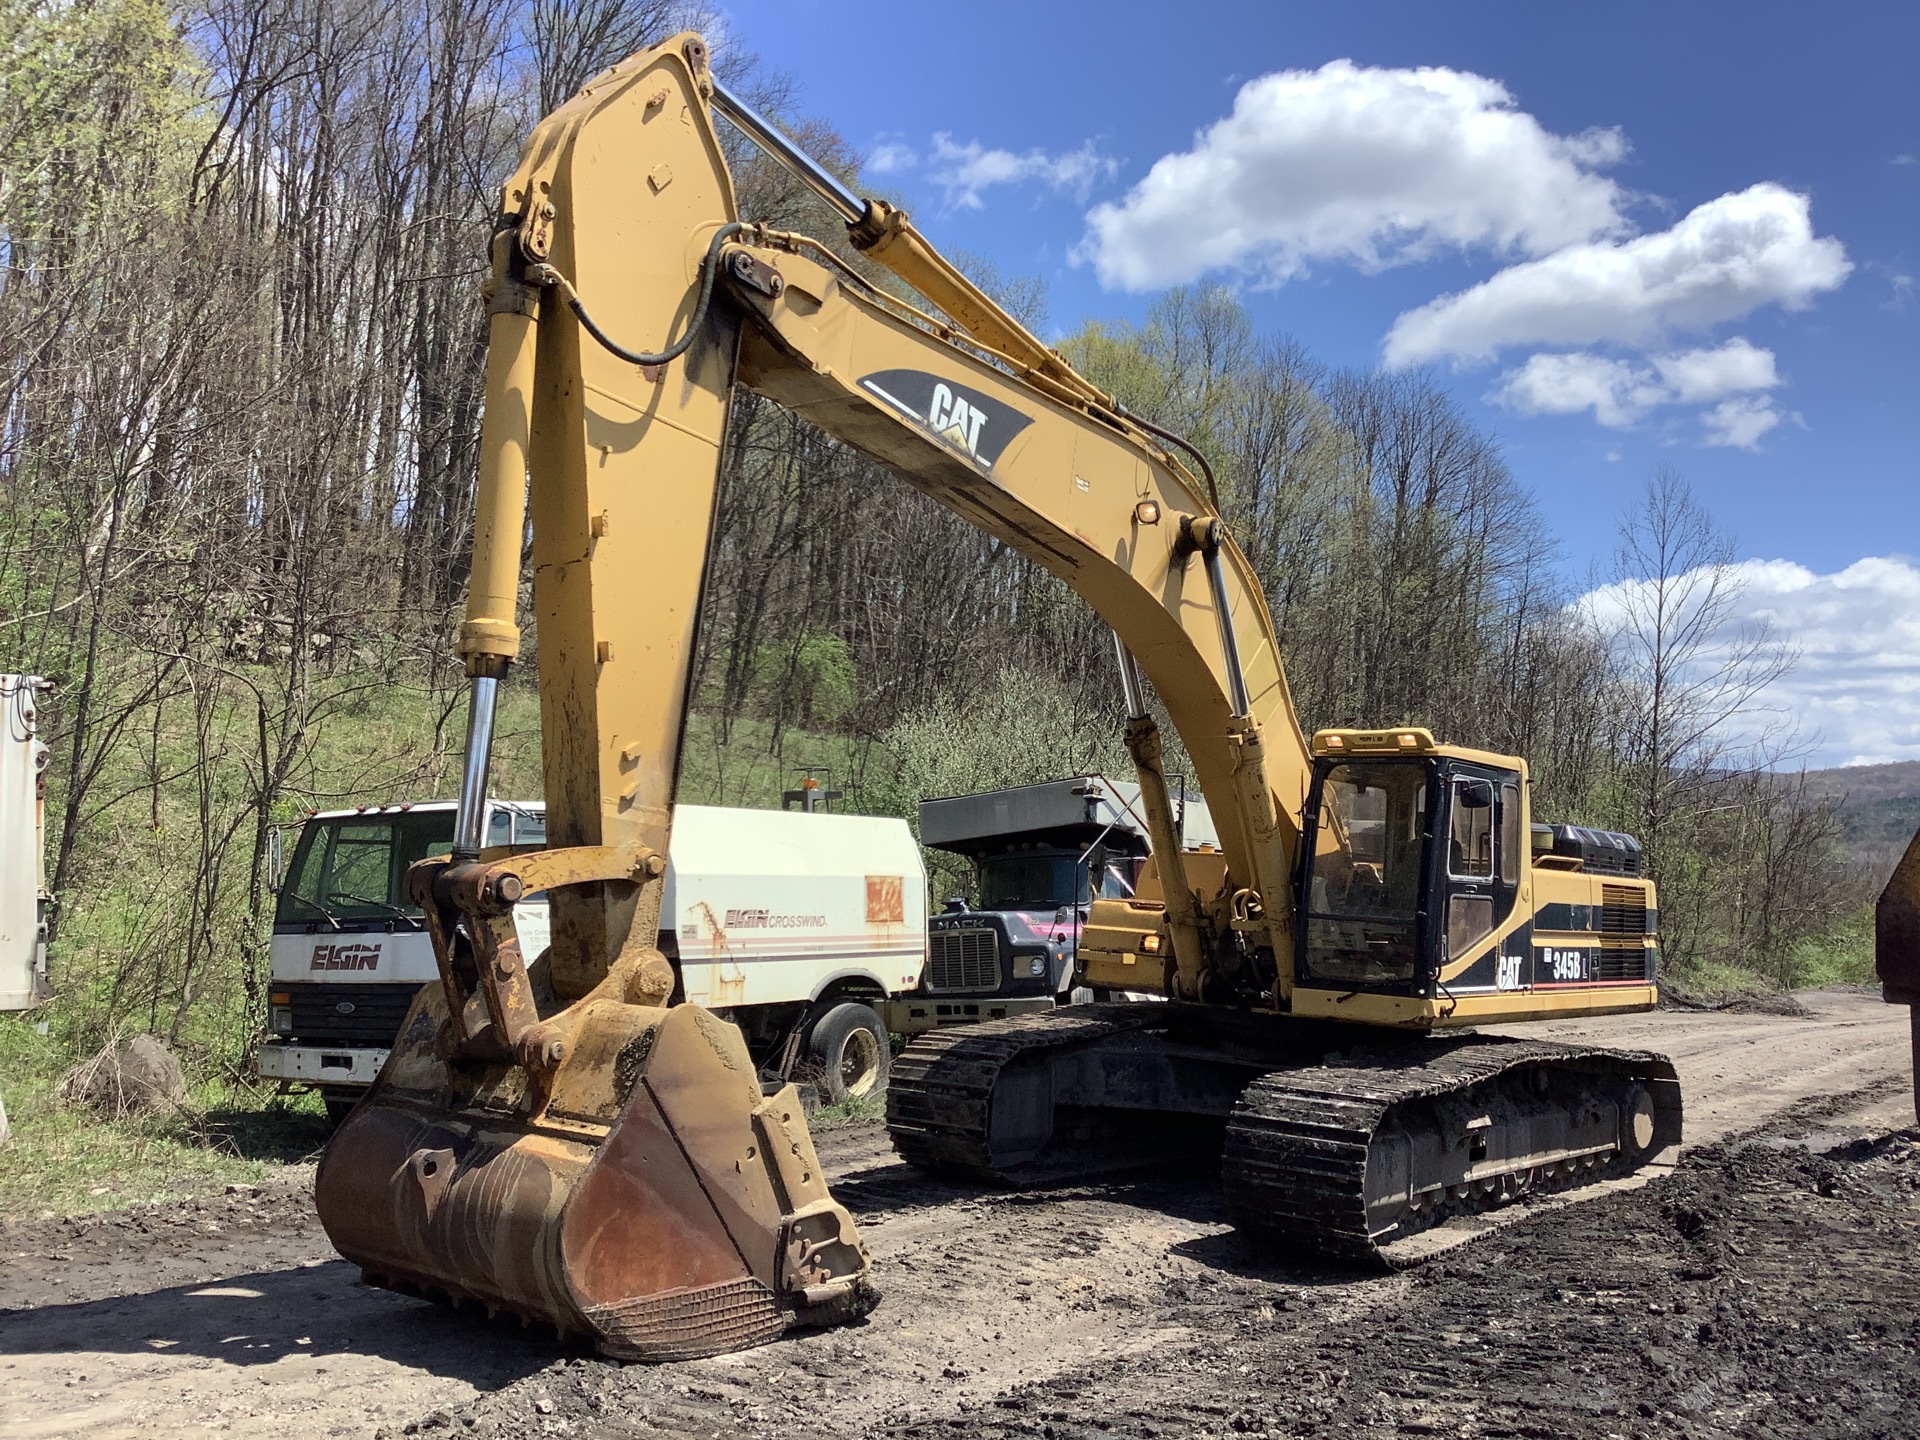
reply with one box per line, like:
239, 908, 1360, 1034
1111, 631, 1148, 720
710, 79, 865, 226
1201, 536, 1252, 717
452, 675, 500, 860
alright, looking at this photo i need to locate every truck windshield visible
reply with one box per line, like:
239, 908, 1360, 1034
979, 854, 1086, 910
976, 854, 1134, 909
1301, 760, 1430, 988
276, 812, 458, 928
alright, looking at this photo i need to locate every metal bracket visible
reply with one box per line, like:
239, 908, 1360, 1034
517, 180, 556, 262
728, 247, 786, 298
408, 844, 662, 1073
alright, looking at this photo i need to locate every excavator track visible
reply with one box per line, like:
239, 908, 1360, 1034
887, 1006, 1173, 1180
1223, 1038, 1682, 1267
891, 1008, 1681, 1268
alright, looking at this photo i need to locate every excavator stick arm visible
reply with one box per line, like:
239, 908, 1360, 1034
316, 35, 879, 1362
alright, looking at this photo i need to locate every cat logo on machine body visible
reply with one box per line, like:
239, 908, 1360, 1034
858, 368, 1034, 472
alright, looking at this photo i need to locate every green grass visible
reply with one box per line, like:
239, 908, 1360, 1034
0, 1015, 330, 1220
1658, 905, 1878, 1001
808, 1092, 887, 1131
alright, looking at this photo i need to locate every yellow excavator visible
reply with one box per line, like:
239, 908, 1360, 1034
316, 31, 1681, 1360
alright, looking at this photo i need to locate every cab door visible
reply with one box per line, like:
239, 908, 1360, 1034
1441, 771, 1498, 971
1439, 764, 1523, 982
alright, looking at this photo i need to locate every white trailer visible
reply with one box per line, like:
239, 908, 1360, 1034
259, 800, 926, 1120
0, 676, 52, 1148
0, 676, 52, 1013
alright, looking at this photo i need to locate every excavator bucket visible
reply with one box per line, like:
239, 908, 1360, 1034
1875, 827, 1920, 1125
316, 980, 874, 1361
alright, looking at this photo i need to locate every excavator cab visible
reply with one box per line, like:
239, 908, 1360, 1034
1298, 730, 1525, 1000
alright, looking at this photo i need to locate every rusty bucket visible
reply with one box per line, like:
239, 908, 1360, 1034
316, 983, 875, 1361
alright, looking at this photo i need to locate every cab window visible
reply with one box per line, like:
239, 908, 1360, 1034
979, 853, 1085, 909
1301, 760, 1428, 988
1448, 779, 1494, 878
1498, 783, 1520, 887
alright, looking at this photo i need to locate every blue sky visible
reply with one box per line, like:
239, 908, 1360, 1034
717, 1, 1919, 765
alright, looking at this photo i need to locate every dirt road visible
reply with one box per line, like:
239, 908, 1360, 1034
0, 989, 1913, 1439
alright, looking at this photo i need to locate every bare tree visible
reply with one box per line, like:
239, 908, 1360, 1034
1598, 467, 1796, 864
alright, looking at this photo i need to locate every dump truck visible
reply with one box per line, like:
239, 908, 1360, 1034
316, 33, 1678, 1362
262, 799, 924, 1122
887, 774, 1216, 1034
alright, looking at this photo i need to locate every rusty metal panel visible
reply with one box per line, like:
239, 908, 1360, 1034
1877, 827, 1920, 1003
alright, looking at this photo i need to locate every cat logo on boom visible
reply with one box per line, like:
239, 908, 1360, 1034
858, 368, 1034, 472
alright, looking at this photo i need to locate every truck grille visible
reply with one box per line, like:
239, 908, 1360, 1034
287, 982, 425, 1044
927, 928, 999, 993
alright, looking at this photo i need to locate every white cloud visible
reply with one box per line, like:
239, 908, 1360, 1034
1652, 336, 1780, 403
1076, 59, 1629, 291
925, 134, 1117, 210
1576, 557, 1920, 767
1491, 353, 1662, 427
1384, 184, 1851, 365
1700, 395, 1784, 450
1489, 337, 1781, 433
866, 140, 918, 175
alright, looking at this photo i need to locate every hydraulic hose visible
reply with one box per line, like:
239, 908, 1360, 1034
1117, 402, 1222, 513
534, 221, 749, 368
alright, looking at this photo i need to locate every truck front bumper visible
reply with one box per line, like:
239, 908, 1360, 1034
256, 1042, 387, 1087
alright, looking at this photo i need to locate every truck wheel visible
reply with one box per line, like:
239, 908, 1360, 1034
806, 1003, 890, 1104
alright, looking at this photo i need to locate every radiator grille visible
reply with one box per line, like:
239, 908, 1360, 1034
1594, 941, 1652, 982
287, 982, 425, 1044
927, 928, 999, 993
1600, 884, 1650, 935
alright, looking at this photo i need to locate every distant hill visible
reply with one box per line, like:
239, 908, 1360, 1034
1799, 759, 1920, 884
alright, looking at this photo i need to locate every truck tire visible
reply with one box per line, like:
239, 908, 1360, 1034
806, 1002, 890, 1104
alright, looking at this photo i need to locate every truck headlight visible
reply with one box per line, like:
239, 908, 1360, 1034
1027, 956, 1046, 977
270, 1006, 293, 1035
